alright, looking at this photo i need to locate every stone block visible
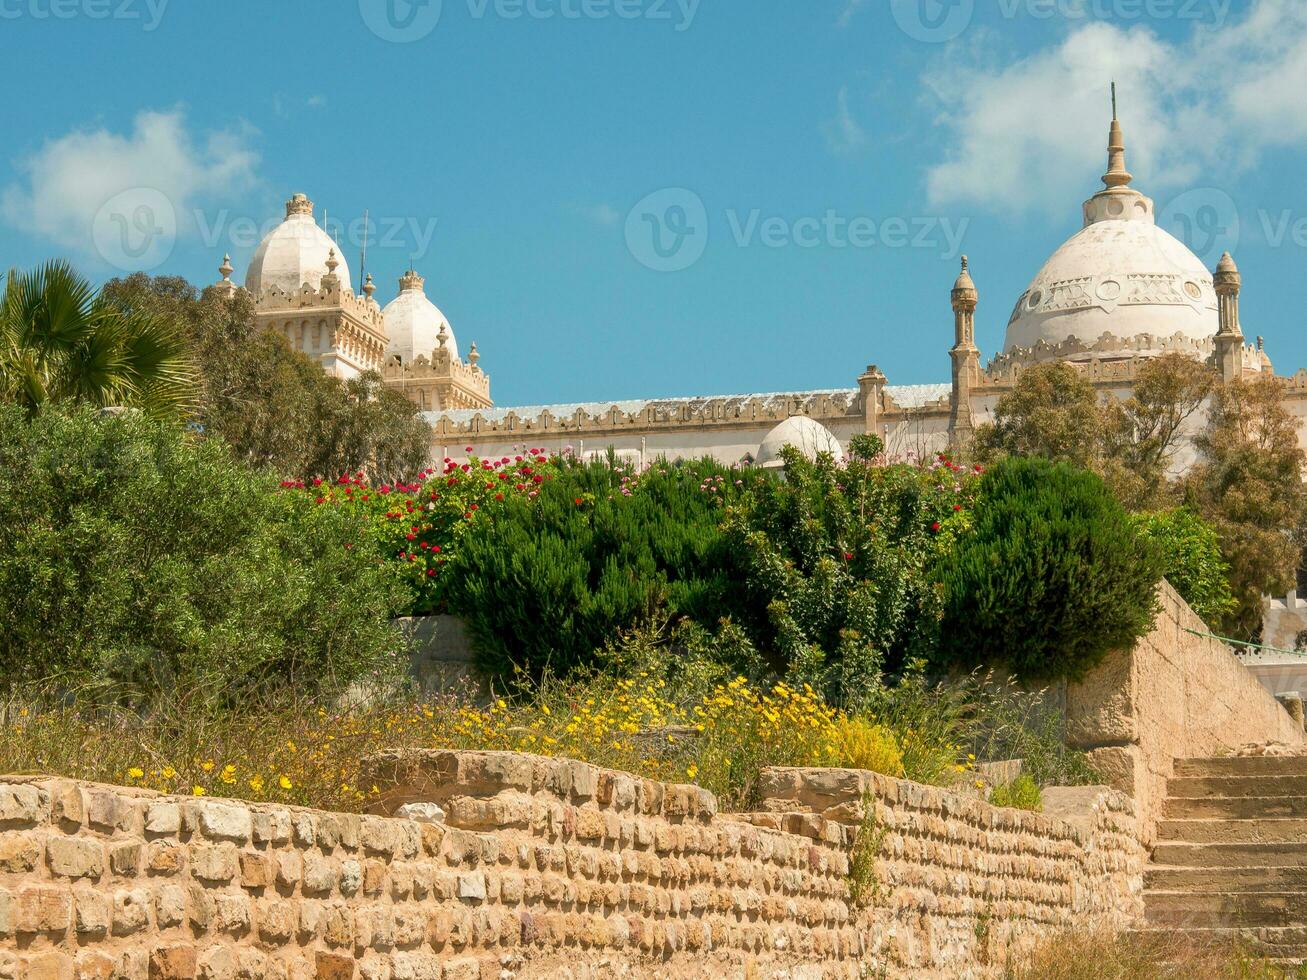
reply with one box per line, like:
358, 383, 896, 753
111, 889, 150, 936
15, 886, 72, 933
110, 840, 143, 876
149, 946, 196, 980
155, 884, 186, 929
1065, 647, 1138, 748
313, 953, 354, 980
190, 802, 252, 844
18, 953, 72, 980
0, 834, 40, 873
251, 809, 291, 845
0, 784, 44, 826
144, 804, 180, 836
190, 844, 238, 883
73, 888, 111, 937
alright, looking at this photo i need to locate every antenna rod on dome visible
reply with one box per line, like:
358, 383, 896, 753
359, 209, 369, 295
1111, 81, 1117, 120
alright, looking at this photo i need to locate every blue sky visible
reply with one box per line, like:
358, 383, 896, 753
3, 0, 1305, 406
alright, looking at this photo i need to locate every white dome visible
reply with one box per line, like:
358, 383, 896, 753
382, 270, 457, 363
755, 416, 843, 468
245, 194, 352, 296
1004, 114, 1217, 358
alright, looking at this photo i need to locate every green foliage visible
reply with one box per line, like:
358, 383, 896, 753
846, 793, 887, 907
974, 362, 1101, 467
1133, 507, 1237, 627
442, 457, 751, 680
989, 774, 1043, 811
0, 260, 195, 418
722, 450, 979, 704
933, 457, 1163, 682
101, 274, 429, 482
1189, 376, 1307, 639
0, 405, 407, 694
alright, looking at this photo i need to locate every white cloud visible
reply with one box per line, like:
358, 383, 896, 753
921, 0, 1307, 216
2, 109, 259, 255
837, 0, 867, 29
579, 203, 621, 226
823, 86, 869, 153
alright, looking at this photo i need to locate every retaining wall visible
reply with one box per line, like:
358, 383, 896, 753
1065, 581, 1307, 845
0, 750, 1141, 979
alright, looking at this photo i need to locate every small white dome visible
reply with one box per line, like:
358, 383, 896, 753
382, 270, 457, 363
245, 194, 352, 296
755, 416, 843, 468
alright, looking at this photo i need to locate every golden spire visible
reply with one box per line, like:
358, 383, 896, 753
1102, 82, 1133, 189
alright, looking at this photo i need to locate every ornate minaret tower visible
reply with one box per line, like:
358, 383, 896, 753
1213, 251, 1244, 382
949, 255, 981, 449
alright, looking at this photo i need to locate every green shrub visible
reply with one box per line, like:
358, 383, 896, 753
933, 457, 1163, 682
719, 450, 980, 704
0, 405, 407, 694
989, 774, 1042, 811
443, 457, 750, 681
1132, 507, 1237, 628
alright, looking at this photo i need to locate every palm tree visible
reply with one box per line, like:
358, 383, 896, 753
0, 259, 195, 418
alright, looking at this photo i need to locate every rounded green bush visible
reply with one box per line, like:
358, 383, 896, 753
932, 456, 1162, 682
0, 405, 407, 694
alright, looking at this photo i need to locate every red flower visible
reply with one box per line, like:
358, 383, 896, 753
931, 522, 941, 532
426, 568, 436, 577
574, 497, 584, 506
432, 545, 442, 553
954, 504, 962, 512
843, 553, 854, 561
495, 493, 504, 501
405, 533, 417, 541
533, 475, 544, 484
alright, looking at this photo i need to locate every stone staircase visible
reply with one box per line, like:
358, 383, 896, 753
1144, 755, 1307, 963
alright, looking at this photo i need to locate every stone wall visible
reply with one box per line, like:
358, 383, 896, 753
0, 751, 1142, 979
1066, 581, 1307, 845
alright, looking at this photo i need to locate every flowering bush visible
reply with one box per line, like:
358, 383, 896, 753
0, 671, 919, 813
280, 446, 573, 615
716, 448, 982, 705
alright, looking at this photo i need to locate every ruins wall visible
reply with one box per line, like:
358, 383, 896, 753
0, 750, 1142, 979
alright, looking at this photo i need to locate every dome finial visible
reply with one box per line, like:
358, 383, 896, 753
285, 193, 314, 219
218, 253, 233, 282
1103, 83, 1133, 189
399, 268, 425, 293
363, 272, 376, 299
468, 341, 480, 368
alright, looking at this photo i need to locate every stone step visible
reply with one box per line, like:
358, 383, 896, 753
1131, 926, 1307, 960
1144, 891, 1307, 928
1146, 865, 1307, 892
1168, 775, 1307, 798
1164, 795, 1307, 819
1174, 757, 1307, 779
1150, 842, 1307, 868
1157, 818, 1307, 845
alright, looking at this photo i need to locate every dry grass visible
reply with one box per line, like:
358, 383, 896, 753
0, 672, 931, 813
1006, 927, 1307, 980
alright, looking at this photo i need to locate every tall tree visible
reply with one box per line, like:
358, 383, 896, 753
1188, 375, 1306, 639
0, 260, 194, 418
101, 273, 430, 481
974, 362, 1103, 467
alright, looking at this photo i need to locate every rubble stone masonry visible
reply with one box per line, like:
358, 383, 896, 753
0, 750, 1143, 979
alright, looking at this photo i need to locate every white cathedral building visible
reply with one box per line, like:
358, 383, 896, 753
217, 104, 1307, 651
218, 108, 1305, 473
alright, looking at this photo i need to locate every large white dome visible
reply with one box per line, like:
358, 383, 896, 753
382, 270, 457, 363
245, 194, 352, 296
1003, 114, 1218, 358
755, 416, 843, 468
